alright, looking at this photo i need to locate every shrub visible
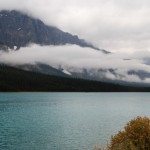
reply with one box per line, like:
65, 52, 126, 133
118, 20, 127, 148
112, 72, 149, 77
97, 116, 150, 150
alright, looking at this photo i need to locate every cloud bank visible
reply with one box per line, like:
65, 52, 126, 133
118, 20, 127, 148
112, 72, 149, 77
0, 0, 150, 52
1, 45, 150, 83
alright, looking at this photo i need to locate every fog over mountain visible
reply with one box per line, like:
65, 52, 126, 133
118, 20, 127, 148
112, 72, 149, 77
1, 44, 150, 83
0, 0, 150, 84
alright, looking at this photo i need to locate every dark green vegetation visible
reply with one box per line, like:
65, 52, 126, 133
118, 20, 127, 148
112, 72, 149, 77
0, 65, 150, 92
96, 116, 150, 150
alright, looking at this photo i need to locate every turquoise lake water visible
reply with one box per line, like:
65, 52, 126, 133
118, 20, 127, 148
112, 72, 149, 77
0, 93, 150, 150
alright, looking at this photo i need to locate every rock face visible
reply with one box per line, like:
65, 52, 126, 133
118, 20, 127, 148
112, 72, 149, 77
0, 10, 101, 51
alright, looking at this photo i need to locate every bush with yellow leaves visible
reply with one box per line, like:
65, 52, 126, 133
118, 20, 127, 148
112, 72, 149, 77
96, 116, 150, 150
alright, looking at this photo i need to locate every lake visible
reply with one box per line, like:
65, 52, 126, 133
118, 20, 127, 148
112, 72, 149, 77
0, 93, 150, 150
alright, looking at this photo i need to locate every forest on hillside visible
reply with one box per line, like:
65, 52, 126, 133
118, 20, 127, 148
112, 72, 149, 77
0, 65, 150, 92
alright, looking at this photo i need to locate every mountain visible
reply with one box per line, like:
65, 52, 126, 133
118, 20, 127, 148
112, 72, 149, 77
0, 64, 150, 92
0, 10, 108, 53
1, 10, 148, 86
15, 63, 70, 77
9, 62, 150, 86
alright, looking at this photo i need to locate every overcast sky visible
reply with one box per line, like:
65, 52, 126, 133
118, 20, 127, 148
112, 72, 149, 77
0, 0, 150, 53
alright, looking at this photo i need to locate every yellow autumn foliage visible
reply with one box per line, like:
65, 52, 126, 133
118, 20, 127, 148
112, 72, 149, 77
96, 116, 150, 150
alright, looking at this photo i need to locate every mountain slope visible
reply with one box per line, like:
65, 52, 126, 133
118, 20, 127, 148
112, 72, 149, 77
0, 10, 107, 53
16, 63, 70, 77
0, 64, 150, 92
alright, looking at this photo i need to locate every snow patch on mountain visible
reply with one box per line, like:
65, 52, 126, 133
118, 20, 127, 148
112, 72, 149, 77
62, 69, 72, 76
14, 46, 17, 50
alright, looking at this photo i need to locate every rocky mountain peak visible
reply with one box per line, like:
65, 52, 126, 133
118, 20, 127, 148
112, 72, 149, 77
0, 10, 108, 53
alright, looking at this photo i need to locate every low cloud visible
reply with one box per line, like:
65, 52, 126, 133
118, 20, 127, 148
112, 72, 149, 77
1, 45, 150, 83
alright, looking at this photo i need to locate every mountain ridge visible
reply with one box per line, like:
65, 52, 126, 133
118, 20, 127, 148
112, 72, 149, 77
0, 10, 108, 53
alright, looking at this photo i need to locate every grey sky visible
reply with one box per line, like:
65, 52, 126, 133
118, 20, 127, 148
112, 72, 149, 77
0, 0, 150, 52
